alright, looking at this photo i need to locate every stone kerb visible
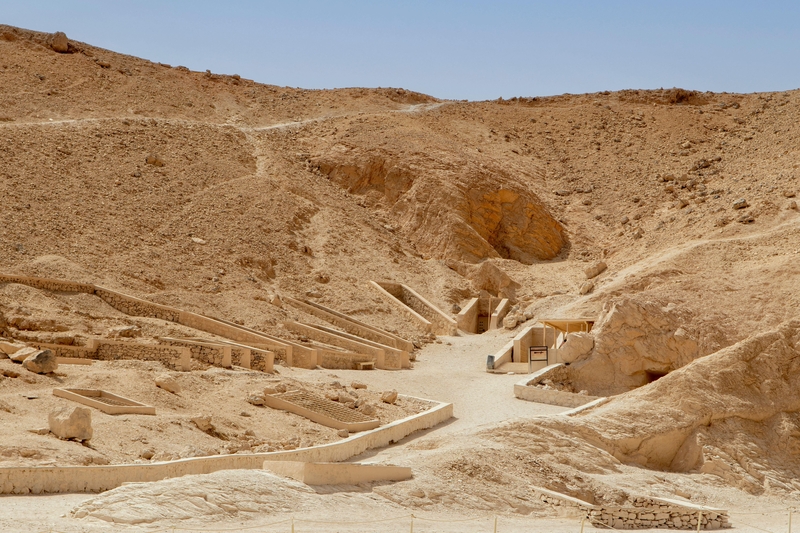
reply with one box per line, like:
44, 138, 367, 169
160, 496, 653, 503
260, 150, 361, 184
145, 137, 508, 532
0, 396, 453, 495
513, 364, 600, 408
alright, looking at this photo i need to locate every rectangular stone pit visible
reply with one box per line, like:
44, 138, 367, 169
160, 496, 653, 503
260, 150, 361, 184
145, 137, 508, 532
53, 388, 156, 415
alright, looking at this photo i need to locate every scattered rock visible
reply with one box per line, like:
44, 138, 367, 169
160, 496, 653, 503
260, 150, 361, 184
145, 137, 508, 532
789, 200, 798, 211
381, 390, 398, 404
558, 332, 595, 363
247, 394, 265, 406
49, 406, 92, 441
10, 346, 38, 363
451, 304, 461, 314
337, 429, 349, 438
109, 325, 140, 338
263, 387, 278, 396
155, 374, 181, 393
579, 281, 594, 295
51, 32, 69, 53
733, 198, 749, 210
23, 349, 58, 374
351, 381, 367, 389
269, 294, 283, 308
503, 315, 518, 329
338, 392, 355, 404
584, 261, 608, 279
1, 368, 20, 378
738, 213, 755, 224
191, 237, 207, 245
784, 191, 796, 198
145, 154, 165, 167
359, 403, 377, 416
140, 448, 155, 460
191, 415, 214, 433
274, 383, 288, 393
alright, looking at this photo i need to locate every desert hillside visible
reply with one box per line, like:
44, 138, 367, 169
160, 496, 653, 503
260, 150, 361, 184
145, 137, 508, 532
1, 25, 799, 532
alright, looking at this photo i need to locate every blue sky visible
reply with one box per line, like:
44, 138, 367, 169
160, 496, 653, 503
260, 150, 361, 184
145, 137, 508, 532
4, 1, 799, 100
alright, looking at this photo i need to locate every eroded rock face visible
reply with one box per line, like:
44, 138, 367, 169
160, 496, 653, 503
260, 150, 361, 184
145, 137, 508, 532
446, 260, 520, 300
569, 298, 726, 396
558, 332, 594, 363
314, 150, 565, 264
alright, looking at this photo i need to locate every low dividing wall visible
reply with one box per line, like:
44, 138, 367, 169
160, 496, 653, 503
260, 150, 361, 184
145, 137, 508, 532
311, 323, 409, 369
513, 365, 600, 408
534, 487, 730, 530
0, 396, 452, 494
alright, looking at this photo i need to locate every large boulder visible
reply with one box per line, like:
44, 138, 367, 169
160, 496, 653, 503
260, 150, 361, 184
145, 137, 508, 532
49, 406, 92, 441
51, 31, 69, 53
22, 349, 58, 374
558, 332, 595, 363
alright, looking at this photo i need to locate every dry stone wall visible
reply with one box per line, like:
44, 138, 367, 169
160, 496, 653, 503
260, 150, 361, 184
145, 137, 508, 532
95, 288, 181, 322
536, 488, 730, 530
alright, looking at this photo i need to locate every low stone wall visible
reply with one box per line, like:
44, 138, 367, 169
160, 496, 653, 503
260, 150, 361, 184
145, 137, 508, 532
513, 365, 600, 408
0, 274, 95, 294
284, 321, 386, 367
30, 340, 191, 371
311, 323, 409, 369
263, 461, 412, 485
535, 487, 730, 530
0, 396, 453, 494
160, 338, 231, 367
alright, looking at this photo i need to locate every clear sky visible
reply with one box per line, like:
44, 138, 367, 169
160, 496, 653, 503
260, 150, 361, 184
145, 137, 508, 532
4, 1, 800, 100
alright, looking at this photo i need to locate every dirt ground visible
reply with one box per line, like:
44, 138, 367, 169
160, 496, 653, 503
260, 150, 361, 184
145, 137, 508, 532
2, 23, 800, 532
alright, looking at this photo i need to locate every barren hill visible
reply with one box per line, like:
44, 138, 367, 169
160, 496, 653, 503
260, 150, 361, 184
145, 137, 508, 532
1, 24, 800, 532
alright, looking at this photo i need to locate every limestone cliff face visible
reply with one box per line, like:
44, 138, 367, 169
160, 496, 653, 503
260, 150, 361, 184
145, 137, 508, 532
569, 298, 727, 396
315, 150, 565, 264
